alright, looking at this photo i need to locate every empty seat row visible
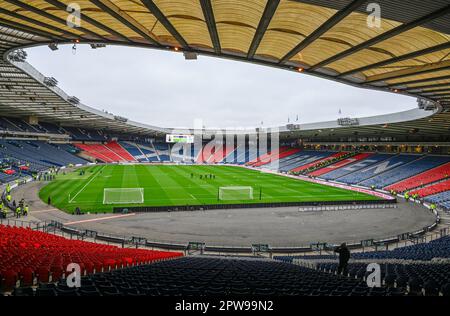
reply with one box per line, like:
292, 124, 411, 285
0, 225, 183, 293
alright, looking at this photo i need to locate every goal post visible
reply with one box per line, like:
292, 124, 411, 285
103, 188, 144, 204
218, 186, 254, 201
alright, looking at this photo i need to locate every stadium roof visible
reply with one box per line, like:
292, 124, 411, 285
0, 0, 450, 139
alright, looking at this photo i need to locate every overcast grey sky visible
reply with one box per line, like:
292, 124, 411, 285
26, 44, 414, 129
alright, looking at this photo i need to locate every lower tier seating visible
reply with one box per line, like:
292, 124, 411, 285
0, 225, 182, 292
275, 235, 450, 262
74, 142, 135, 163
386, 162, 450, 193
425, 191, 450, 210
12, 257, 374, 296
316, 262, 450, 296
410, 179, 450, 198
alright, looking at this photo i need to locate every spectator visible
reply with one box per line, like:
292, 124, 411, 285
334, 243, 350, 275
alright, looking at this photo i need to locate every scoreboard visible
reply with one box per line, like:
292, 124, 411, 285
166, 134, 194, 143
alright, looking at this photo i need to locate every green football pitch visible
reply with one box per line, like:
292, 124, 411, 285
39, 164, 380, 213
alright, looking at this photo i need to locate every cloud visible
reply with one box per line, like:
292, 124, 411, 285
25, 44, 414, 128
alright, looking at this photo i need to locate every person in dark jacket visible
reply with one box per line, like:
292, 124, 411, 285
334, 243, 350, 275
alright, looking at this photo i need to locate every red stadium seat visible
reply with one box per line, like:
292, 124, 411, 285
0, 225, 183, 292
410, 179, 450, 198
386, 162, 450, 192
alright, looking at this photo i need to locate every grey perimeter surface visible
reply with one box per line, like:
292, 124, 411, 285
16, 181, 435, 247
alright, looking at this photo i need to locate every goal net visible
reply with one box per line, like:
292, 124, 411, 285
218, 186, 254, 201
103, 188, 144, 204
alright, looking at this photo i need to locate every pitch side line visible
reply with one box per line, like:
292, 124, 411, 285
68, 165, 106, 203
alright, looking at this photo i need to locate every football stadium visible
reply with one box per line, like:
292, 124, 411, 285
0, 0, 450, 305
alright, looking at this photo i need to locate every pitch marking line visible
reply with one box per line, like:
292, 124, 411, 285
64, 213, 136, 225
68, 165, 106, 203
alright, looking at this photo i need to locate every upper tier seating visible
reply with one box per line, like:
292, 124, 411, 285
410, 179, 450, 198
0, 225, 182, 292
385, 162, 450, 193
0, 117, 23, 132
7, 118, 41, 134
360, 155, 450, 189
38, 122, 64, 134
64, 127, 107, 142
309, 153, 374, 177
337, 154, 420, 185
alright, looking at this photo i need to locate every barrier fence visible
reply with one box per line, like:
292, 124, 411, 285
113, 198, 397, 214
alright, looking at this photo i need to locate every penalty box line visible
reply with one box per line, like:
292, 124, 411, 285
68, 165, 106, 203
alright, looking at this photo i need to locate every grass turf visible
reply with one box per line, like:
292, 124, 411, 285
39, 164, 380, 213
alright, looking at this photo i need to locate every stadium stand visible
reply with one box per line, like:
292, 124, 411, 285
308, 153, 374, 177
120, 142, 149, 162
10, 256, 376, 296
290, 152, 349, 173
246, 146, 290, 167
104, 142, 136, 162
74, 143, 115, 162
271, 151, 306, 171
315, 262, 450, 296
320, 153, 392, 181
360, 155, 450, 189
275, 236, 450, 262
233, 144, 268, 165
336, 154, 420, 185
74, 142, 135, 163
252, 148, 300, 168
425, 191, 450, 211
209, 145, 235, 163
153, 143, 171, 162
196, 142, 217, 163
0, 225, 182, 293
385, 162, 450, 193
0, 140, 87, 175
277, 151, 331, 172
222, 145, 239, 163
410, 179, 450, 198
0, 117, 23, 132
63, 127, 107, 142
38, 122, 64, 135
138, 143, 159, 162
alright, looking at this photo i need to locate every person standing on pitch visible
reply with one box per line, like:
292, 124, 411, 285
334, 243, 350, 276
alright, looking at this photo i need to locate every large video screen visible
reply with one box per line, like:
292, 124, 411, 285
166, 134, 194, 143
